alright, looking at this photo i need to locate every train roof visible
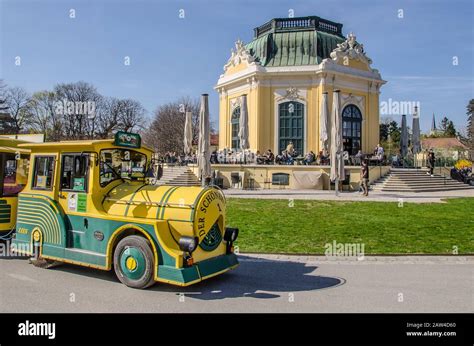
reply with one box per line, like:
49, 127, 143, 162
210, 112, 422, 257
18, 139, 154, 153
0, 137, 31, 153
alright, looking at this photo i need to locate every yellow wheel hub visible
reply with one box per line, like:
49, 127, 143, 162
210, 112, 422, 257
33, 231, 40, 242
125, 256, 137, 271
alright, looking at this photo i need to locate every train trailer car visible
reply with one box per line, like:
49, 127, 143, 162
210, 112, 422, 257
11, 132, 239, 288
0, 137, 30, 238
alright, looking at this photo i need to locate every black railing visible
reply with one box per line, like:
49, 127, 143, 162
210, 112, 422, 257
254, 16, 343, 38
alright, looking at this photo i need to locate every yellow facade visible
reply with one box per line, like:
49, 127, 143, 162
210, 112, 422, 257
215, 17, 385, 157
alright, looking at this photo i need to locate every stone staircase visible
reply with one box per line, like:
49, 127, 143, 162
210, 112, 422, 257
371, 168, 474, 192
155, 165, 200, 186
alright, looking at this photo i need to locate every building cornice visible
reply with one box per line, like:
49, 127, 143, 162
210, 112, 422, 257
216, 60, 385, 90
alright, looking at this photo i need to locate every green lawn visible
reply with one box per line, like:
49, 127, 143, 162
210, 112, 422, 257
226, 198, 474, 254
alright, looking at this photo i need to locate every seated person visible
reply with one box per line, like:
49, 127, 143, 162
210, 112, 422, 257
317, 150, 329, 165
286, 142, 295, 157
256, 151, 265, 164
343, 151, 350, 162
373, 145, 379, 157
276, 150, 288, 165
281, 150, 294, 165
275, 155, 281, 165
377, 146, 384, 159
303, 151, 315, 165
353, 150, 363, 165
170, 152, 178, 164
265, 149, 275, 164
210, 150, 219, 164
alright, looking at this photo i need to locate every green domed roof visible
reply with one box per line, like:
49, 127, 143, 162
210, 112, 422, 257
245, 16, 345, 67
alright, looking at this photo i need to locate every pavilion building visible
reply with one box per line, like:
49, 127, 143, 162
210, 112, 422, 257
215, 16, 386, 157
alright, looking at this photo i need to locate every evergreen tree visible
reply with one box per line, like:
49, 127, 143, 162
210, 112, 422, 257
467, 99, 474, 157
440, 116, 456, 138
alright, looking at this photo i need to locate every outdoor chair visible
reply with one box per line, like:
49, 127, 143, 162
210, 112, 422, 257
330, 172, 351, 191
352, 156, 361, 166
245, 177, 255, 190
211, 177, 224, 189
342, 173, 351, 190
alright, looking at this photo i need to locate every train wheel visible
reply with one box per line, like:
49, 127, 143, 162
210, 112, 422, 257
113, 235, 155, 289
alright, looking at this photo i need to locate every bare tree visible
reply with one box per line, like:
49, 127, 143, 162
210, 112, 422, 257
54, 81, 103, 139
0, 80, 10, 133
3, 86, 33, 134
143, 97, 207, 155
95, 97, 147, 139
117, 99, 146, 132
0, 80, 8, 113
2, 80, 148, 141
94, 97, 120, 139
29, 91, 63, 141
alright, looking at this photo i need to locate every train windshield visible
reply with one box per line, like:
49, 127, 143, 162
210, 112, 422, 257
0, 153, 29, 197
99, 149, 147, 187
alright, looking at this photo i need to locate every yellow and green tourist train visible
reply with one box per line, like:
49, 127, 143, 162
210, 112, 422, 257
8, 132, 239, 288
0, 137, 30, 238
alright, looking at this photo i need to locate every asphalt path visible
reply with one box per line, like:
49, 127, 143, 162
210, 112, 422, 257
0, 254, 472, 313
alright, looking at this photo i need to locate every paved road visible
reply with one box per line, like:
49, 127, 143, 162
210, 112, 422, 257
0, 254, 472, 313
224, 188, 474, 203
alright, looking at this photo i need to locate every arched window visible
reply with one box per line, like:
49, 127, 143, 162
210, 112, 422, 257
342, 104, 362, 155
231, 106, 241, 149
279, 101, 304, 155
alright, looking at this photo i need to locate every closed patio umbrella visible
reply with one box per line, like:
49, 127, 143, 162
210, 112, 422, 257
330, 90, 345, 195
239, 94, 249, 164
198, 94, 211, 185
183, 111, 193, 156
238, 94, 249, 150
412, 107, 421, 166
400, 114, 408, 159
320, 92, 329, 154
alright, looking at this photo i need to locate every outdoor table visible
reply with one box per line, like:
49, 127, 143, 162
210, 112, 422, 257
294, 156, 305, 165
368, 156, 382, 166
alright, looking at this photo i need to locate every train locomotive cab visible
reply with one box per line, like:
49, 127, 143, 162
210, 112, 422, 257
11, 132, 239, 288
0, 137, 30, 238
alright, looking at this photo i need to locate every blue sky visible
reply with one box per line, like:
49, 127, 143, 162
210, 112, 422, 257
1, 0, 473, 133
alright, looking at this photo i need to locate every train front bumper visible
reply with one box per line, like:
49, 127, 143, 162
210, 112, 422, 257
156, 253, 239, 286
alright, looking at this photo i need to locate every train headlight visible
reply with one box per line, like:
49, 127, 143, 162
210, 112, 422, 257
224, 227, 239, 242
179, 236, 199, 253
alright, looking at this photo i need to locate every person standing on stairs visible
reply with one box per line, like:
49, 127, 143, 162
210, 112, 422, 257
360, 158, 369, 196
427, 149, 435, 177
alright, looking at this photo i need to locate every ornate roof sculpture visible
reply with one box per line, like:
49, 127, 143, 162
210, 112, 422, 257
223, 39, 260, 72
329, 32, 372, 66
320, 31, 381, 77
